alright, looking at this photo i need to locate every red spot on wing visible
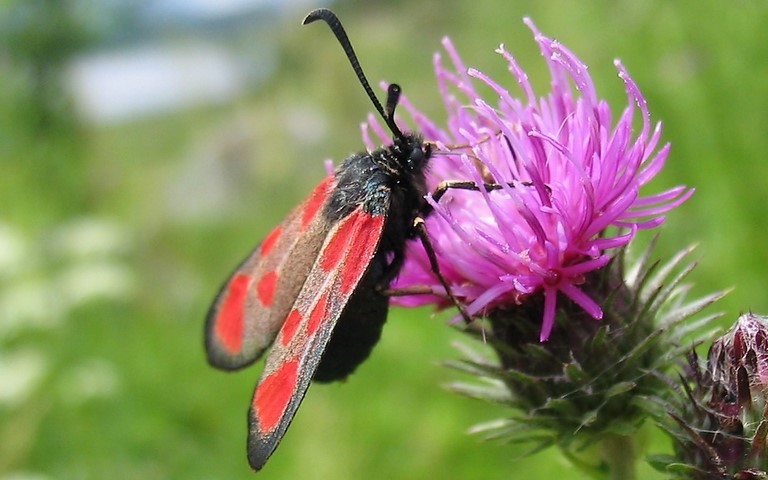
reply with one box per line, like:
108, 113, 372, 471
319, 213, 360, 272
307, 292, 330, 337
339, 215, 386, 295
260, 226, 282, 258
253, 357, 300, 435
319, 210, 386, 294
257, 271, 278, 306
215, 273, 250, 354
301, 177, 333, 230
280, 308, 303, 346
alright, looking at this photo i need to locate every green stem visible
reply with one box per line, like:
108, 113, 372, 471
599, 434, 637, 480
561, 449, 606, 480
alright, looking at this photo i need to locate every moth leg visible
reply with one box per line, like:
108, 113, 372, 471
411, 217, 472, 324
380, 285, 438, 296
383, 180, 508, 322
420, 180, 507, 217
434, 178, 546, 200
379, 220, 472, 324
381, 181, 520, 318
432, 180, 507, 202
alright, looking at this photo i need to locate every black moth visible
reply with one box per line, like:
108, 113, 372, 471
205, 7, 465, 470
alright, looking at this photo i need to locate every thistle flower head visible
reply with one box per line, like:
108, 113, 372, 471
361, 20, 726, 474
364, 18, 692, 340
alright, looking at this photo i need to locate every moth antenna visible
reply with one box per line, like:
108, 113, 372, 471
303, 8, 406, 142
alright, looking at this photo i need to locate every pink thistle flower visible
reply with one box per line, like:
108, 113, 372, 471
364, 18, 692, 341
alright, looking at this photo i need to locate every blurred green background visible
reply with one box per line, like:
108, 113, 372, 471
2, 0, 767, 478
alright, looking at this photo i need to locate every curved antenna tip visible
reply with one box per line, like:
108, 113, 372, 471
302, 8, 331, 25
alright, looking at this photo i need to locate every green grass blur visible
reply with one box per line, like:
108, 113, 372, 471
2, 0, 768, 478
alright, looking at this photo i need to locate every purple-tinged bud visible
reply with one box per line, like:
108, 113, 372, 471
710, 313, 768, 403
661, 314, 768, 479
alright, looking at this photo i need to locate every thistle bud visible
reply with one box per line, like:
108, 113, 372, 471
661, 314, 768, 479
710, 313, 768, 405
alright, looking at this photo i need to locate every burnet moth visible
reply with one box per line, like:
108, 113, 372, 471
205, 8, 467, 471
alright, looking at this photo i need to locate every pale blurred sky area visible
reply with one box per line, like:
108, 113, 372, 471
62, 0, 328, 124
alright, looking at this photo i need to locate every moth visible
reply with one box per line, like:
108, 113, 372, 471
205, 8, 468, 470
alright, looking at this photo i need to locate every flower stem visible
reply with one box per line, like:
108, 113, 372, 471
599, 434, 637, 480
